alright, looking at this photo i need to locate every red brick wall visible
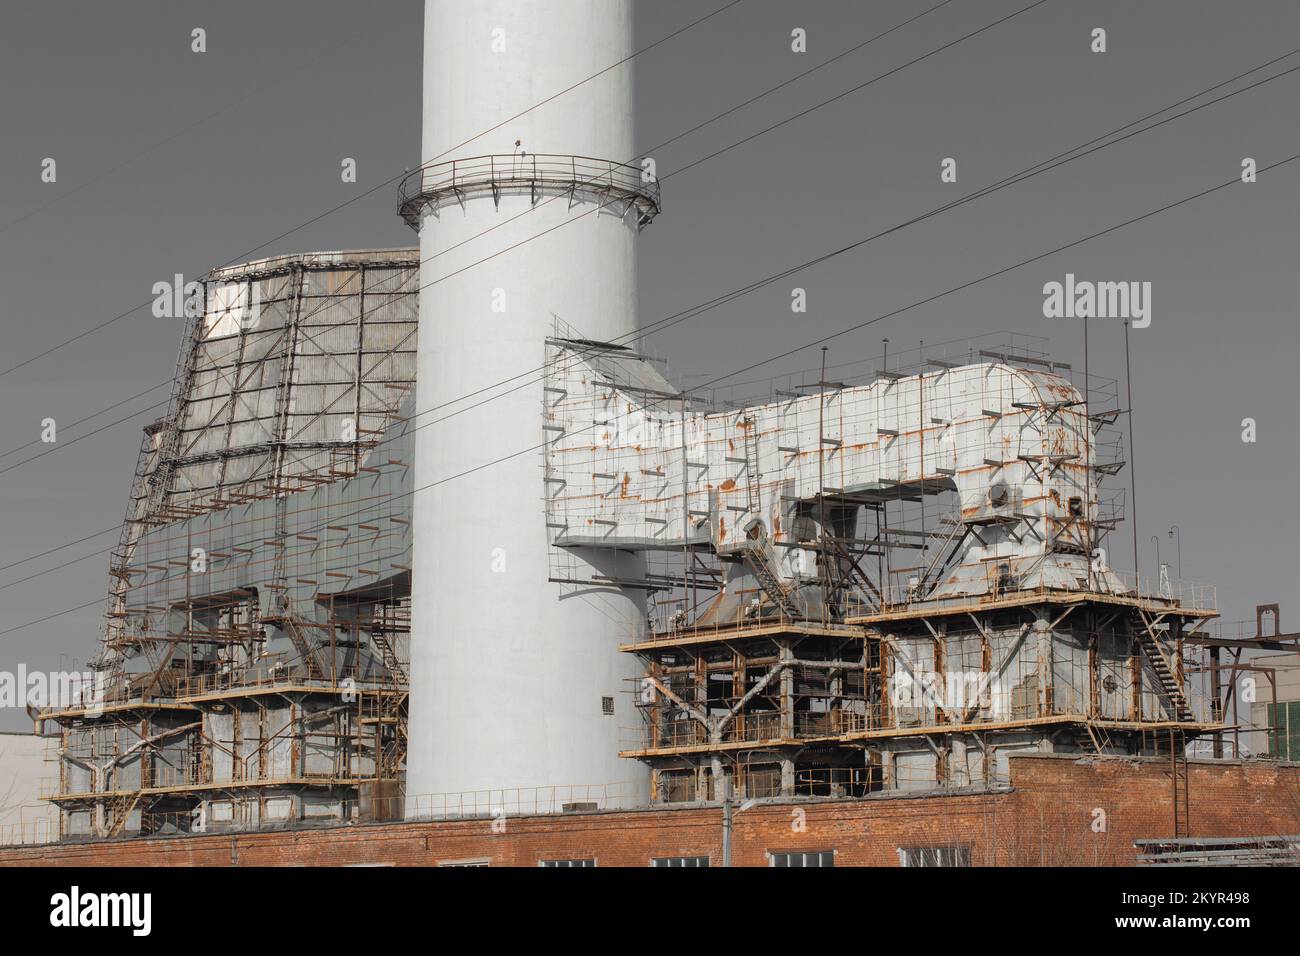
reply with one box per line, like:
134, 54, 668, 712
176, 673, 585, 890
4, 755, 1297, 867
993, 754, 1300, 865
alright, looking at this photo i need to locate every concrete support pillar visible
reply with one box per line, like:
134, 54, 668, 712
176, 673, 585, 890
710, 754, 726, 802
780, 757, 795, 797
951, 735, 968, 787
1034, 611, 1052, 717
881, 748, 896, 790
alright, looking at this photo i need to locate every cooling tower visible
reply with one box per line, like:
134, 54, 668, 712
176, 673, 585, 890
403, 0, 661, 805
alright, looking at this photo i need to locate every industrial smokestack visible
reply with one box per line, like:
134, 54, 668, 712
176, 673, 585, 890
404, 0, 659, 808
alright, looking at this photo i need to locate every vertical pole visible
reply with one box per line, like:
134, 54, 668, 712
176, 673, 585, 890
779, 641, 795, 740
722, 785, 733, 867
818, 348, 829, 619
918, 341, 925, 568
1083, 314, 1093, 592
1233, 652, 1242, 757
1124, 320, 1139, 577
1209, 646, 1223, 758
681, 393, 691, 627
873, 504, 882, 607
879, 339, 890, 603
1170, 731, 1179, 837
1271, 673, 1279, 758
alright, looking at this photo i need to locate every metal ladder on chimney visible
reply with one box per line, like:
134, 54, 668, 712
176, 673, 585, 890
743, 417, 761, 515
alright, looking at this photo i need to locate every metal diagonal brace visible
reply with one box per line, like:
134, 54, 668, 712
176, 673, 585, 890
645, 675, 709, 727
713, 665, 785, 737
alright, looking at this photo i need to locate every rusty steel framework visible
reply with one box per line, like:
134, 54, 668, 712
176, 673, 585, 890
1185, 602, 1300, 761
622, 596, 1217, 805
539, 331, 1222, 806
39, 251, 417, 840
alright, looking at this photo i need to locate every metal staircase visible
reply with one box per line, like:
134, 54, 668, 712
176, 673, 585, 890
915, 515, 969, 597
742, 539, 803, 620
259, 608, 325, 681
369, 632, 405, 683
1136, 627, 1194, 721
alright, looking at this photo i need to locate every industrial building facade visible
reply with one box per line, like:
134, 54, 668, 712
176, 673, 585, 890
13, 0, 1294, 862
32, 253, 1229, 840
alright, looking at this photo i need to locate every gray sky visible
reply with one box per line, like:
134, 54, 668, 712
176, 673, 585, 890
0, 0, 1296, 729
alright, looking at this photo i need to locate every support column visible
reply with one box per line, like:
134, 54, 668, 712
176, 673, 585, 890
780, 757, 795, 797
1034, 611, 1052, 717
779, 642, 795, 739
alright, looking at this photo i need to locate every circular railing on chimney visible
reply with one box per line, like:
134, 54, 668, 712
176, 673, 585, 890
398, 153, 661, 229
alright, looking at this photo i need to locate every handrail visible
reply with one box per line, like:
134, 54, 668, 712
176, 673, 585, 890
398, 152, 660, 228
639, 574, 1216, 644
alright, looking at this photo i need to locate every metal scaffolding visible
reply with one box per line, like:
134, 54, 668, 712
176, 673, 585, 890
40, 250, 417, 840
538, 331, 1221, 805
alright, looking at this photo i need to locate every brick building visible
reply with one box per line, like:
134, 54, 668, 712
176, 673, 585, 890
3, 754, 1296, 867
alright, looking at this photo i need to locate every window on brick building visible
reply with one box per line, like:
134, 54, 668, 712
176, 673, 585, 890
1266, 702, 1300, 760
768, 850, 834, 867
651, 856, 710, 867
438, 858, 491, 867
539, 858, 597, 867
896, 845, 971, 867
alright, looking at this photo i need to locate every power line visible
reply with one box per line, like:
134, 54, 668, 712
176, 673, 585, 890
668, 0, 1052, 181
366, 53, 1300, 445
0, 378, 174, 462
0, 0, 748, 380
7, 151, 1294, 637
314, 0, 1061, 424
387, 0, 965, 324
0, 0, 1014, 472
700, 152, 1300, 388
0, 0, 985, 477
0, 5, 966, 575
0, 524, 122, 574
4, 46, 1296, 579
0, 398, 171, 477
0, 275, 409, 476
9, 7, 1295, 511
647, 0, 960, 159
5, 16, 1292, 585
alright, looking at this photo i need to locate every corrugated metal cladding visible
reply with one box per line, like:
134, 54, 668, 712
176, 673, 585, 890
137, 249, 419, 519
